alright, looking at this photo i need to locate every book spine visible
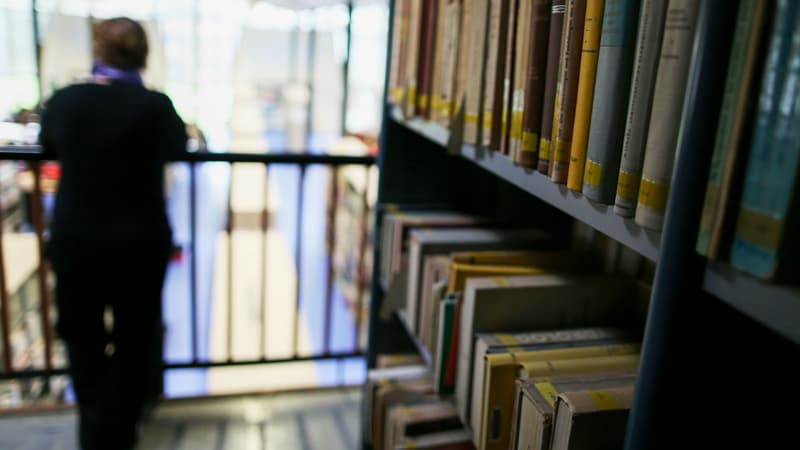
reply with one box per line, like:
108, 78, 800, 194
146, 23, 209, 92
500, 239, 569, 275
565, 0, 606, 191
388, 0, 406, 104
434, 299, 456, 393
455, 0, 472, 117
439, 1, 462, 127
500, 0, 520, 155
549, 0, 587, 184
696, 0, 770, 258
430, 0, 449, 122
582, 0, 640, 203
509, 0, 531, 158
613, 0, 668, 216
518, 0, 553, 168
405, 0, 424, 117
416, 0, 439, 118
464, 0, 491, 144
634, 0, 701, 230
731, 1, 800, 279
537, 0, 566, 173
482, 0, 513, 150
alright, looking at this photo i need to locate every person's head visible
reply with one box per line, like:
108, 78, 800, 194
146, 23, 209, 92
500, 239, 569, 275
92, 17, 148, 70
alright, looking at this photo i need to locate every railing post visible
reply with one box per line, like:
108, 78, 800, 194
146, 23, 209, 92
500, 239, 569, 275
30, 162, 54, 373
189, 161, 199, 364
324, 167, 339, 356
260, 165, 270, 359
354, 166, 371, 352
292, 164, 307, 359
0, 183, 13, 374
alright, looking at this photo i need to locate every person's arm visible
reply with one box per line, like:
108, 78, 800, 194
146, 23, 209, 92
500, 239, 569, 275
155, 93, 188, 161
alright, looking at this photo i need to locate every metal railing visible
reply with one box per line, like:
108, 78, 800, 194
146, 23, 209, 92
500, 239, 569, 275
0, 146, 376, 392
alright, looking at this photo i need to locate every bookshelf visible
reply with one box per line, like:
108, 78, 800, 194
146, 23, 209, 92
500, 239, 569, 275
395, 310, 432, 366
367, 1, 800, 449
703, 263, 800, 345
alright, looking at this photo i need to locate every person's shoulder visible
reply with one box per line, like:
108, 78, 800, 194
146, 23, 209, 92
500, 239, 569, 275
144, 89, 178, 111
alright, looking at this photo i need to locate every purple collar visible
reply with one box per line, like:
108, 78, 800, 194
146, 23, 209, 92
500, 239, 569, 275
91, 61, 143, 86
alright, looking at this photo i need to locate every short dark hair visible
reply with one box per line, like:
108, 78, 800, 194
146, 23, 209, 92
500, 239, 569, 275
93, 17, 148, 70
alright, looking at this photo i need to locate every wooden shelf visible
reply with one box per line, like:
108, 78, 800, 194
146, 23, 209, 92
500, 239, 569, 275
390, 113, 661, 262
395, 309, 432, 366
703, 263, 800, 345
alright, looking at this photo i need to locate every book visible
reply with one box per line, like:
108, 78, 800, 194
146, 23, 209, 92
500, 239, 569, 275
538, 0, 567, 174
501, 0, 522, 155
433, 296, 457, 393
438, 1, 462, 127
731, 2, 800, 280
517, 0, 553, 168
613, 0, 669, 217
418, 255, 452, 352
482, 0, 513, 150
405, 227, 550, 334
464, 0, 491, 144
365, 365, 431, 446
550, 0, 588, 183
416, 0, 439, 118
442, 291, 464, 389
634, 0, 701, 230
476, 346, 640, 450
377, 353, 426, 369
565, 0, 606, 191
392, 429, 473, 449
454, 0, 473, 117
429, 0, 449, 123
509, 0, 534, 158
404, 0, 424, 118
582, 0, 641, 203
454, 273, 636, 431
385, 401, 463, 450
550, 385, 635, 450
511, 373, 636, 450
388, 0, 409, 104
696, 0, 771, 259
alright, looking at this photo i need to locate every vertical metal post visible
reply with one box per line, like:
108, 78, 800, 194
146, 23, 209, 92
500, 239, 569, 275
292, 165, 306, 358
323, 167, 339, 355
353, 166, 370, 351
259, 165, 270, 359
31, 0, 43, 103
306, 24, 317, 153
189, 162, 199, 363
623, 1, 736, 448
226, 163, 234, 362
0, 186, 13, 374
30, 163, 53, 372
341, 1, 354, 136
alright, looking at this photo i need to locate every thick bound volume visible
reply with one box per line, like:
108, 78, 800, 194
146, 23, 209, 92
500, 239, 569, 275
731, 2, 800, 281
549, 386, 635, 450
696, 0, 771, 259
500, 0, 521, 154
549, 0, 588, 184
454, 0, 473, 118
388, 0, 409, 104
429, 0, 449, 123
565, 0, 606, 191
509, 0, 532, 158
437, 1, 462, 127
634, 0, 701, 230
538, 0, 567, 173
416, 0, 439, 118
464, 0, 491, 144
404, 0, 424, 118
518, 0, 553, 168
482, 0, 513, 150
582, 0, 640, 203
613, 0, 668, 216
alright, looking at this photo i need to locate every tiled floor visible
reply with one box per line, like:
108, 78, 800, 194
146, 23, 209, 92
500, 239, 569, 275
0, 387, 362, 450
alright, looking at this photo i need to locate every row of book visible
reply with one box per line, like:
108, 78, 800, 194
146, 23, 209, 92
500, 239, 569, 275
387, 0, 800, 279
367, 209, 647, 450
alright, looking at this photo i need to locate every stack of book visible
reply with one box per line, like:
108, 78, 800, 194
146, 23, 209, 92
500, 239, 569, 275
367, 207, 647, 450
387, 0, 800, 284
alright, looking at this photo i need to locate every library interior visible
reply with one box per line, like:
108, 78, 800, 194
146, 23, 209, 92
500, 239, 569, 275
1, 0, 799, 449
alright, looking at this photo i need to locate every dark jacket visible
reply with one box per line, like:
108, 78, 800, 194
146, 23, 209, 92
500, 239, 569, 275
39, 81, 187, 252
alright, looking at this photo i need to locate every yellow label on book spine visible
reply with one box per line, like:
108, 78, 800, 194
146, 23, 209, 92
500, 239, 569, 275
735, 207, 783, 249
417, 94, 429, 110
534, 381, 560, 407
553, 140, 569, 163
406, 86, 417, 111
502, 109, 509, 134
616, 169, 639, 201
441, 102, 452, 119
584, 159, 602, 188
496, 334, 520, 346
465, 113, 479, 125
539, 139, 551, 160
522, 131, 538, 153
483, 111, 494, 132
588, 390, 619, 410
511, 111, 524, 139
492, 276, 511, 287
430, 95, 441, 112
638, 177, 670, 211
